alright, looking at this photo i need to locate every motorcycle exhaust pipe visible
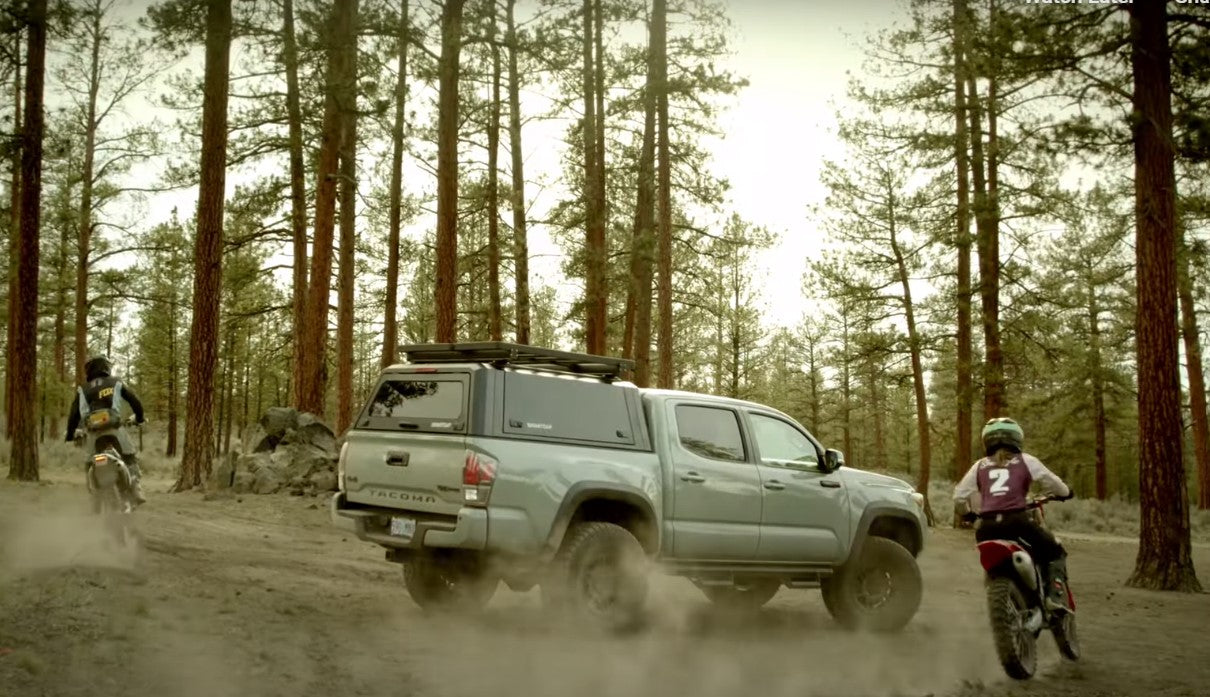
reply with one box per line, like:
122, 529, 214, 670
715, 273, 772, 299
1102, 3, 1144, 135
1011, 552, 1039, 591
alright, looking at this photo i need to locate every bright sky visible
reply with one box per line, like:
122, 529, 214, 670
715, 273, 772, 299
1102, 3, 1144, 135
117, 0, 907, 334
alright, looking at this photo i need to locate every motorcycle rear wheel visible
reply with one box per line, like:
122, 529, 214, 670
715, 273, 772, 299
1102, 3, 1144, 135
986, 577, 1037, 680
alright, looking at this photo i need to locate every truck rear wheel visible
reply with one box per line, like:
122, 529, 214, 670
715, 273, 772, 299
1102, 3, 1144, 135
543, 521, 649, 632
402, 553, 497, 611
821, 536, 921, 633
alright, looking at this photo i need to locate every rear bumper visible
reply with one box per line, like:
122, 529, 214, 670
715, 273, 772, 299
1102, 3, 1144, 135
330, 491, 487, 551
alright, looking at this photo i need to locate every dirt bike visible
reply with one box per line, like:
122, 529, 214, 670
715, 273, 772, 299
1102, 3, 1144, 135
77, 416, 142, 550
971, 496, 1079, 680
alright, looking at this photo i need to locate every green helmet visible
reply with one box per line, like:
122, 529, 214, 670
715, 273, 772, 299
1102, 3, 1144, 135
982, 417, 1024, 455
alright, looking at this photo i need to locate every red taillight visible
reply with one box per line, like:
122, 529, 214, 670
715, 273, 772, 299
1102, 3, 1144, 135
977, 540, 1022, 572
463, 451, 497, 486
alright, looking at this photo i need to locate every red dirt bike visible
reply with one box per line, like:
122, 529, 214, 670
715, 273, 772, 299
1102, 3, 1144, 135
971, 496, 1079, 680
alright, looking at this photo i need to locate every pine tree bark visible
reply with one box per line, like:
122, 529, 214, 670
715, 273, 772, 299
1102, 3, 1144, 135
283, 0, 309, 403
382, 0, 409, 366
965, 70, 1004, 420
952, 0, 974, 487
174, 0, 231, 492
623, 49, 657, 385
888, 181, 935, 525
7, 0, 46, 481
1178, 238, 1210, 510
581, 0, 605, 355
1124, 1, 1201, 592
222, 325, 237, 458
434, 0, 465, 344
166, 291, 177, 457
336, 90, 357, 435
487, 9, 503, 341
298, 0, 357, 414
654, 0, 673, 388
4, 31, 19, 439
506, 0, 530, 344
52, 215, 69, 441
1087, 273, 1108, 500
73, 7, 104, 387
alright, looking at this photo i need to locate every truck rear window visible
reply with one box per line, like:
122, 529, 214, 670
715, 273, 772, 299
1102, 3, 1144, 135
360, 376, 467, 431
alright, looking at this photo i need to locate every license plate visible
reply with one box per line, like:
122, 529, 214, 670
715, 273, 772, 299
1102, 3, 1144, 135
389, 517, 415, 539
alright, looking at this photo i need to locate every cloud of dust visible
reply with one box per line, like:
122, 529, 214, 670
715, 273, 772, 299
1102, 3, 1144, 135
0, 498, 141, 578
345, 570, 1016, 697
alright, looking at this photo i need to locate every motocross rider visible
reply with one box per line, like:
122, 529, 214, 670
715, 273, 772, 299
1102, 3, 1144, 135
954, 417, 1074, 612
64, 356, 148, 504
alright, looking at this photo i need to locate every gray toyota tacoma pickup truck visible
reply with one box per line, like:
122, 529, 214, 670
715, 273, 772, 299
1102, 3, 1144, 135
332, 342, 927, 631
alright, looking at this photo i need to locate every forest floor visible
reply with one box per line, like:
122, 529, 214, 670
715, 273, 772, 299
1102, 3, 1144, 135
2, 468, 1209, 697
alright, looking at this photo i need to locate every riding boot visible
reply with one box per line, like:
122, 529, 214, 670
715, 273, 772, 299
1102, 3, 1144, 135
1044, 559, 1070, 613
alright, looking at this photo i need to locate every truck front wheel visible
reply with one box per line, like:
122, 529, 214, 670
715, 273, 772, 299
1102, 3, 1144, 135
821, 536, 921, 633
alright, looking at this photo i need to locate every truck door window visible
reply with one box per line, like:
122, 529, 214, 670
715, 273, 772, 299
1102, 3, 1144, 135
749, 413, 820, 466
674, 405, 746, 463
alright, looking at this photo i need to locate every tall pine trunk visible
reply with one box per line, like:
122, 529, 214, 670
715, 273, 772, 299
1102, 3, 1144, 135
952, 0, 974, 487
73, 8, 104, 386
888, 182, 934, 525
52, 220, 68, 441
174, 0, 231, 492
7, 0, 45, 481
283, 0, 308, 403
382, 0, 409, 366
1178, 238, 1210, 510
336, 86, 358, 434
487, 10, 503, 341
506, 0, 530, 344
581, 0, 605, 355
654, 0, 672, 388
166, 291, 178, 457
623, 46, 657, 385
965, 70, 1004, 420
298, 0, 357, 414
1124, 1, 1201, 592
4, 31, 19, 438
1087, 273, 1108, 500
434, 0, 465, 343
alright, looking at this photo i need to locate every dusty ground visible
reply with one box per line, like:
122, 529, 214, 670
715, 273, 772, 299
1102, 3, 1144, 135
2, 470, 1208, 697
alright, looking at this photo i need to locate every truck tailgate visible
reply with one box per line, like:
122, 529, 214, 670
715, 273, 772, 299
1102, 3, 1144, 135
343, 431, 467, 516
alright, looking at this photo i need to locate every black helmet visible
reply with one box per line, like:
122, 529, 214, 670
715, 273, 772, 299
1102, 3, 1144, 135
982, 417, 1024, 456
85, 356, 111, 381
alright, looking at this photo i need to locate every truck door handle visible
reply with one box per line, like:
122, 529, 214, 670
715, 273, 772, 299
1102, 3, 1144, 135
680, 471, 706, 483
385, 451, 410, 467
763, 480, 786, 491
820, 480, 841, 488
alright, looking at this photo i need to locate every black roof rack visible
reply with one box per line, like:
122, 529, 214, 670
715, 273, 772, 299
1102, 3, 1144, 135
398, 342, 634, 380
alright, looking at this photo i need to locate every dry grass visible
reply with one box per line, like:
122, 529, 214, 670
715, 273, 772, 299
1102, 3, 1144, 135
0, 427, 179, 479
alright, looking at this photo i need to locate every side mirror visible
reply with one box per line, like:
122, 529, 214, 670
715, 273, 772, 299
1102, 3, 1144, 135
824, 448, 845, 472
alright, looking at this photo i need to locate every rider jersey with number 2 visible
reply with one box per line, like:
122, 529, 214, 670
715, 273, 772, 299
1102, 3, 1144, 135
953, 452, 1071, 515
975, 456, 1032, 513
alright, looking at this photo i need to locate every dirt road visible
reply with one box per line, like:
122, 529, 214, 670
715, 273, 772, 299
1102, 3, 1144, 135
2, 471, 1208, 697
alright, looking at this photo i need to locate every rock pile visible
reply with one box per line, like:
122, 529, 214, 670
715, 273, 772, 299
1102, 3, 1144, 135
218, 407, 340, 496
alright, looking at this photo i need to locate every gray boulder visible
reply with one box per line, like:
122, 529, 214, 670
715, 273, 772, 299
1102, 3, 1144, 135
309, 470, 338, 493
232, 471, 255, 493
208, 451, 237, 490
260, 407, 299, 440
252, 467, 285, 495
281, 420, 338, 459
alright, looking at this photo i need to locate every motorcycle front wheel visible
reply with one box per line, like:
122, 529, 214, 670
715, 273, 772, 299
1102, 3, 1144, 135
986, 576, 1037, 680
1052, 609, 1080, 661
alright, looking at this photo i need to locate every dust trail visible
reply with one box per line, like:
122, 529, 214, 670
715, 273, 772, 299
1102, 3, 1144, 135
0, 495, 142, 578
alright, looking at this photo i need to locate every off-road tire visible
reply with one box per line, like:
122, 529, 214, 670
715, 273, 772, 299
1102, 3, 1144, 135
698, 579, 780, 611
1052, 609, 1080, 661
402, 554, 497, 611
543, 522, 649, 633
986, 576, 1037, 680
820, 536, 922, 633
